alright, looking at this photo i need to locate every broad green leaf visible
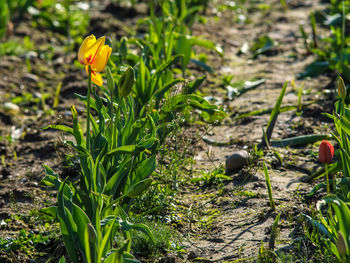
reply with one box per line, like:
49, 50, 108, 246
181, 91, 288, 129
40, 206, 57, 218
58, 209, 79, 263
126, 178, 153, 198
43, 125, 73, 134
336, 115, 350, 137
190, 59, 213, 73
134, 156, 156, 180
186, 76, 206, 94
71, 203, 92, 262
123, 252, 141, 263
155, 54, 183, 75
302, 213, 333, 240
71, 105, 84, 146
324, 195, 350, 238
264, 81, 288, 144
104, 160, 131, 196
98, 216, 117, 261
137, 137, 158, 148
84, 226, 92, 263
176, 35, 192, 70
118, 66, 135, 97
154, 78, 185, 102
104, 249, 122, 263
297, 61, 329, 79
106, 66, 115, 93
270, 134, 330, 147
250, 35, 277, 58
107, 145, 137, 156
121, 220, 155, 244
189, 37, 223, 56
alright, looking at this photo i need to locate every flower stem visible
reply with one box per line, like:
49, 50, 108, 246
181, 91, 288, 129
325, 163, 330, 194
87, 65, 92, 151
113, 97, 122, 149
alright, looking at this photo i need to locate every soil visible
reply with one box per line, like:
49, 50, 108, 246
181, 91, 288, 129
0, 0, 337, 262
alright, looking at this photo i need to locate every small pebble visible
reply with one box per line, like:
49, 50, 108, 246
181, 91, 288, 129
226, 150, 249, 170
20, 51, 38, 61
4, 102, 20, 115
21, 73, 39, 83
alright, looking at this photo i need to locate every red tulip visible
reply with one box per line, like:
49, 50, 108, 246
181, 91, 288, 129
319, 140, 334, 164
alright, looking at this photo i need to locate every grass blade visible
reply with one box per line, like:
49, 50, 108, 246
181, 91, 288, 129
263, 162, 275, 211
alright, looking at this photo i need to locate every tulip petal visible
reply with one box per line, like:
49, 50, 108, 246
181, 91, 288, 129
319, 140, 334, 164
84, 36, 105, 65
91, 45, 112, 73
78, 35, 96, 65
86, 66, 103, 86
91, 72, 103, 86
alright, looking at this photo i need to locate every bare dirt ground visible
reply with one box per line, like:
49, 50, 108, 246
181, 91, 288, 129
0, 0, 336, 262
179, 0, 335, 262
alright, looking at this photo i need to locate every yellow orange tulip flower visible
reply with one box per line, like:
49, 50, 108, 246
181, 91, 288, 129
78, 35, 112, 86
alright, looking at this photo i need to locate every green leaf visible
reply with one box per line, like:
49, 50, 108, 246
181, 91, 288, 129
155, 54, 183, 75
57, 181, 79, 263
71, 105, 84, 146
126, 178, 153, 198
324, 195, 350, 239
137, 137, 158, 148
336, 115, 350, 137
190, 59, 213, 73
123, 252, 141, 263
106, 66, 115, 93
187, 76, 206, 94
71, 203, 92, 262
121, 220, 155, 244
302, 213, 333, 240
263, 81, 288, 145
98, 216, 117, 261
118, 66, 135, 97
270, 134, 330, 147
250, 35, 277, 58
84, 226, 92, 263
154, 78, 185, 102
58, 256, 66, 263
297, 61, 329, 79
176, 35, 192, 70
43, 124, 73, 134
40, 206, 57, 218
134, 156, 156, 180
104, 249, 122, 263
107, 145, 138, 156
104, 159, 131, 196
189, 37, 223, 56
59, 210, 79, 263
165, 94, 218, 114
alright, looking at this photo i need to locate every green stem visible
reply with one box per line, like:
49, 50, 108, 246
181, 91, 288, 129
325, 163, 330, 194
87, 65, 92, 151
339, 0, 345, 74
125, 231, 131, 252
113, 97, 121, 149
109, 88, 114, 151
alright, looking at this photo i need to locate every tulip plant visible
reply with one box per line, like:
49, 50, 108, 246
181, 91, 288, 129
39, 3, 224, 261
318, 140, 335, 194
41, 34, 158, 263
305, 76, 350, 262
109, 2, 224, 143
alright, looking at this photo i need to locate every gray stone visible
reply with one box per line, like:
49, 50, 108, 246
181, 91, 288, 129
226, 150, 249, 170
21, 73, 39, 83
4, 102, 20, 115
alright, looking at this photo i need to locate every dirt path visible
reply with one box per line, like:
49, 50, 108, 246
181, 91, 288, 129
0, 0, 336, 262
182, 0, 333, 261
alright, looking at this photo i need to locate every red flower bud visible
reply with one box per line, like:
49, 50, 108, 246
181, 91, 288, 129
319, 140, 334, 164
